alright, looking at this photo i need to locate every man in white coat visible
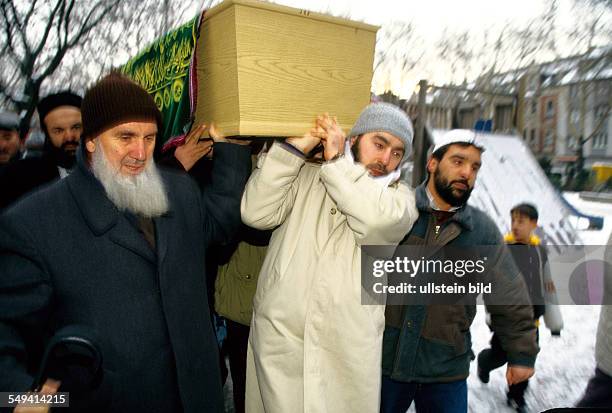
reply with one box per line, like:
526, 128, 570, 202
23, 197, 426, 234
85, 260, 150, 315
241, 103, 419, 413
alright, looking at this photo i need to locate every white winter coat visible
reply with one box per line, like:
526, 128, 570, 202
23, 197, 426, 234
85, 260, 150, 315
241, 143, 417, 413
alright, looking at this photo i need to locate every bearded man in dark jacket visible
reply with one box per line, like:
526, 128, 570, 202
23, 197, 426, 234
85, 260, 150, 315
0, 73, 250, 412
381, 130, 539, 413
0, 91, 83, 210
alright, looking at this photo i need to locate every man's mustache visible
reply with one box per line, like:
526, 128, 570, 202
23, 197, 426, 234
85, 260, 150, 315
367, 162, 388, 175
123, 158, 146, 167
61, 140, 79, 151
450, 179, 469, 188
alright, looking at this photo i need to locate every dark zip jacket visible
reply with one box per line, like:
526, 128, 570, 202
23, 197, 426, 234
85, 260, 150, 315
382, 183, 539, 383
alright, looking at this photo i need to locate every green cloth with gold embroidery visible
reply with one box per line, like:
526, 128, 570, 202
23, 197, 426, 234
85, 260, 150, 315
121, 16, 198, 145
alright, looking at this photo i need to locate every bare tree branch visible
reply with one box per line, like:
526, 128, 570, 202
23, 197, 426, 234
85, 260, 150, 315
22, 0, 38, 29
40, 1, 118, 81
0, 2, 19, 62
0, 0, 199, 137
32, 0, 64, 57
6, 0, 28, 57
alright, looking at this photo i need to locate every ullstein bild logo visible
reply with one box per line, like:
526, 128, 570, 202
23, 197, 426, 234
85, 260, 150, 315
371, 281, 492, 295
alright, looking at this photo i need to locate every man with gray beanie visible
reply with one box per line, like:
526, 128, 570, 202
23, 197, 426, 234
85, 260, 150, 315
241, 102, 418, 413
0, 73, 250, 412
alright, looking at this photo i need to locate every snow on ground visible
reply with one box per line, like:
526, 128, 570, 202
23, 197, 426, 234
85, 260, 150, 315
464, 193, 612, 413
466, 305, 600, 412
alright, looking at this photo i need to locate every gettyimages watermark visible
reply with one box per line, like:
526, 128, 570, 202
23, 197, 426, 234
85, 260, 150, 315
361, 244, 612, 305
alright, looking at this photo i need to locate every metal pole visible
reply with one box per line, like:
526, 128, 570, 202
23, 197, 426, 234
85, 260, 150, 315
412, 79, 427, 187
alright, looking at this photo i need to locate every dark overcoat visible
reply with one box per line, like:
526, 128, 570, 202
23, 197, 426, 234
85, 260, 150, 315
0, 143, 250, 412
0, 155, 60, 210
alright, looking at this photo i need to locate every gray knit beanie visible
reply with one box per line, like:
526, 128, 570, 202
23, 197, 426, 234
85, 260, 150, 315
348, 102, 414, 163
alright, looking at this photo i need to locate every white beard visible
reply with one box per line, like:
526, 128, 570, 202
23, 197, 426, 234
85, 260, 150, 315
91, 142, 169, 217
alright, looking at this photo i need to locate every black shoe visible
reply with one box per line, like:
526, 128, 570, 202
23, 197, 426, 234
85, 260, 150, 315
476, 354, 490, 384
477, 365, 489, 384
507, 395, 527, 413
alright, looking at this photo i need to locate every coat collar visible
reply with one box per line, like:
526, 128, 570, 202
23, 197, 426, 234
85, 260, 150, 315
65, 150, 172, 264
415, 182, 474, 231
504, 232, 541, 245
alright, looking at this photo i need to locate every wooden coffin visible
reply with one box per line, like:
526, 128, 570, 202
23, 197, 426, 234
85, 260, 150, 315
194, 0, 378, 137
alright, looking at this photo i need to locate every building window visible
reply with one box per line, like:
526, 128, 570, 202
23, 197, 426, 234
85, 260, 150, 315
592, 104, 609, 151
530, 129, 536, 146
592, 133, 608, 150
544, 130, 554, 150
568, 136, 576, 151
531, 99, 537, 115
495, 104, 513, 131
595, 81, 610, 102
571, 109, 580, 129
595, 104, 609, 122
546, 100, 554, 118
570, 84, 578, 100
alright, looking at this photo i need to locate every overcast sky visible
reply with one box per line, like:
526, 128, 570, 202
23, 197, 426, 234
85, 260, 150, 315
245, 0, 609, 97
162, 0, 610, 98
274, 0, 548, 28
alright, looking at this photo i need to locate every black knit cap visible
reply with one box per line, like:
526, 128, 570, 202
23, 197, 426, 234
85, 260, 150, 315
37, 91, 82, 127
81, 72, 162, 140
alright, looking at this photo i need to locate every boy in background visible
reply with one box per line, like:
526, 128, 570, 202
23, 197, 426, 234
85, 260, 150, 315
478, 203, 555, 412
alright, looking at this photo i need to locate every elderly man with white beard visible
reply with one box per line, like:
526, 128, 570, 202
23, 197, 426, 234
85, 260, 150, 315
0, 73, 250, 413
